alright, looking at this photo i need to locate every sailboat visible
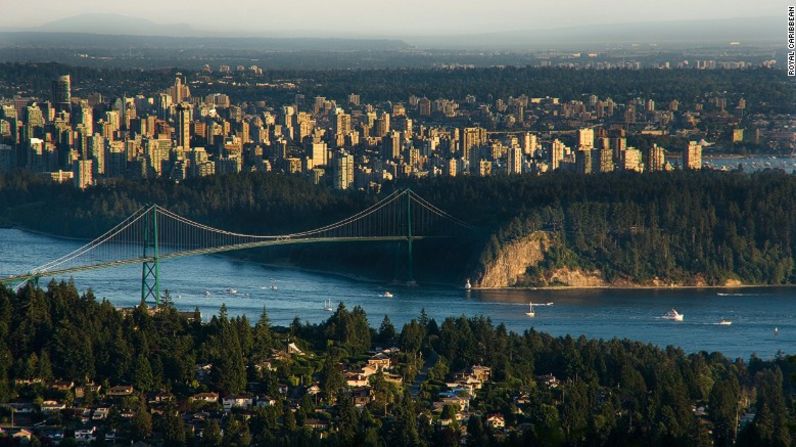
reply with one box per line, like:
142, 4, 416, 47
323, 299, 334, 312
526, 302, 535, 318
464, 279, 472, 290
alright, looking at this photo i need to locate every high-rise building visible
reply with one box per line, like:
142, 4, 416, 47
522, 132, 538, 155
507, 145, 522, 174
576, 150, 592, 174
73, 159, 93, 189
462, 127, 487, 159
418, 98, 432, 117
646, 144, 666, 172
333, 151, 354, 190
550, 139, 566, 170
597, 147, 614, 173
52, 75, 71, 111
446, 158, 458, 177
375, 112, 390, 137
683, 141, 702, 170
333, 111, 352, 136
73, 101, 93, 136
382, 131, 401, 160
622, 148, 644, 172
577, 128, 594, 151
310, 141, 328, 167
175, 103, 192, 150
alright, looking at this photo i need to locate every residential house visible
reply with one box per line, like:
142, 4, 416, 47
487, 414, 506, 429
108, 385, 134, 396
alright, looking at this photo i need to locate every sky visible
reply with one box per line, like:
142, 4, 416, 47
0, 0, 782, 36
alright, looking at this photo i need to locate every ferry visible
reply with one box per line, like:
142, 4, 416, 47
663, 309, 684, 321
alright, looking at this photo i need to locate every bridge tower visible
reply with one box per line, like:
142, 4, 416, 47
405, 189, 417, 286
140, 205, 161, 305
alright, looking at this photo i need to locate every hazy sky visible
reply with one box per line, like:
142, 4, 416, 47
0, 0, 781, 35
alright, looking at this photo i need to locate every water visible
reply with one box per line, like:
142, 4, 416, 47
2, 228, 794, 360
704, 154, 796, 173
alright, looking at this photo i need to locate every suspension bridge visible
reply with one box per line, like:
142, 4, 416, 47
1, 189, 474, 303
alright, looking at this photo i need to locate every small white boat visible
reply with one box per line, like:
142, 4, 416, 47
381, 291, 394, 298
718, 319, 732, 326
464, 279, 472, 290
526, 302, 535, 318
774, 327, 780, 336
663, 309, 684, 321
226, 288, 238, 295
204, 290, 211, 296
323, 299, 334, 312
271, 281, 278, 291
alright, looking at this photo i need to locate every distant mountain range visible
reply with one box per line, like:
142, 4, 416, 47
35, 13, 197, 37
404, 16, 781, 49
0, 13, 780, 51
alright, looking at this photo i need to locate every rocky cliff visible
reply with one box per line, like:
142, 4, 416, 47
476, 231, 553, 288
475, 230, 608, 288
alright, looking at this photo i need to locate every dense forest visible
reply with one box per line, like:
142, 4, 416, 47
3, 170, 796, 286
1, 63, 791, 114
255, 67, 792, 113
0, 282, 795, 446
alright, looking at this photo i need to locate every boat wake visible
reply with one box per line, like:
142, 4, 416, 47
716, 292, 764, 297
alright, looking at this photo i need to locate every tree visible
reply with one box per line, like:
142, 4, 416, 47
200, 420, 222, 447
709, 374, 740, 446
161, 409, 186, 447
320, 354, 345, 402
252, 307, 273, 361
132, 353, 154, 392
131, 399, 152, 441
378, 315, 396, 346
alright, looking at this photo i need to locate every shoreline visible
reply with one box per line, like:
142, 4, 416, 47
5, 226, 795, 292
471, 283, 795, 291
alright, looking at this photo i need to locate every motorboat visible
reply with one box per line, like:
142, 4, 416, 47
464, 279, 472, 290
226, 288, 238, 295
381, 291, 394, 298
663, 309, 684, 321
204, 290, 212, 296
718, 319, 732, 326
323, 299, 334, 312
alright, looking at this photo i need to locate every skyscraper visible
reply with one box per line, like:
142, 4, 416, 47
550, 139, 566, 171
176, 103, 192, 150
52, 75, 71, 111
646, 144, 666, 172
507, 145, 522, 174
577, 127, 594, 151
333, 151, 354, 190
683, 141, 702, 170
